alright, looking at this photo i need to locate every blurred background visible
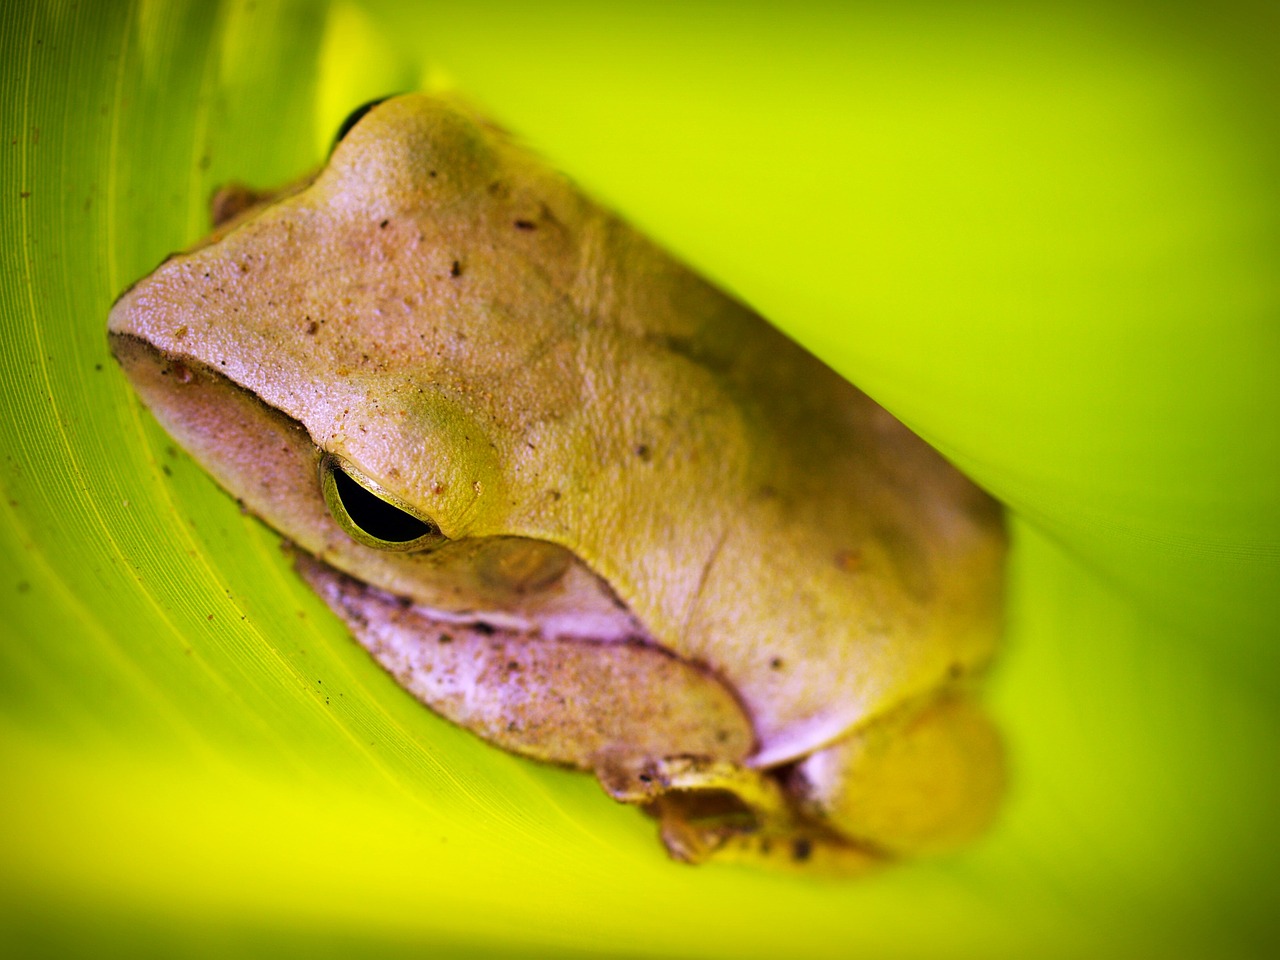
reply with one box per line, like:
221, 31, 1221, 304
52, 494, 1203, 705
1, 1, 1277, 956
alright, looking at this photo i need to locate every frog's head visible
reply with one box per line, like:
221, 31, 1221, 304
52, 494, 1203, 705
106, 94, 749, 646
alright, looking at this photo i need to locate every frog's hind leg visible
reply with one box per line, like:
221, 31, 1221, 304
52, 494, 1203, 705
788, 693, 1006, 858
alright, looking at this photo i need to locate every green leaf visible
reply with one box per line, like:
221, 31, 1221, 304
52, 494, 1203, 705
2, 1, 1276, 956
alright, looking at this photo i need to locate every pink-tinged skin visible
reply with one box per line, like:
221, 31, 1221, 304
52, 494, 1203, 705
108, 94, 1006, 871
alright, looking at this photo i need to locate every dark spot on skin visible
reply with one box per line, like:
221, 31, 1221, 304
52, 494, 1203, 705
760, 839, 772, 855
949, 661, 964, 680
506, 721, 518, 732
834, 548, 861, 572
638, 774, 652, 783
769, 657, 784, 670
173, 325, 188, 340
450, 260, 461, 277
379, 219, 389, 229
429, 170, 437, 178
634, 444, 651, 461
506, 661, 519, 672
305, 319, 319, 335
94, 363, 102, 371
876, 523, 935, 601
16, 581, 30, 593
473, 622, 495, 636
161, 465, 172, 476
792, 838, 812, 862
513, 219, 536, 231
437, 633, 452, 644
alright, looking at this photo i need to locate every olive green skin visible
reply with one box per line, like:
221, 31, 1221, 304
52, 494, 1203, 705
109, 95, 1005, 869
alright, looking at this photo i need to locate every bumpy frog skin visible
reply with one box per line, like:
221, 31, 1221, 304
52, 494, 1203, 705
109, 95, 1006, 872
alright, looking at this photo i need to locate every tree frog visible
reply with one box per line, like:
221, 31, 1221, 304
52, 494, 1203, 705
108, 94, 1006, 872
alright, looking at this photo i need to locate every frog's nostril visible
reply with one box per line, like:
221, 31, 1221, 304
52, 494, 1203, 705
320, 455, 444, 551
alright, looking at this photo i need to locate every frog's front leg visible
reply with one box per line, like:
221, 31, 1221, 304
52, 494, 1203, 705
294, 552, 756, 769
295, 552, 1000, 872
595, 753, 882, 873
597, 693, 1004, 871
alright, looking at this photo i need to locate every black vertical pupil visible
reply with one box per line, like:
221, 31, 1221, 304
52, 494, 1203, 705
331, 97, 393, 150
331, 466, 434, 542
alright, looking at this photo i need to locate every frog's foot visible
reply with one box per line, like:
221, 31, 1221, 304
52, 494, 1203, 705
595, 755, 881, 874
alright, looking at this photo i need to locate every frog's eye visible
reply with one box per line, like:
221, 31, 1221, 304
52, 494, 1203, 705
320, 455, 445, 552
330, 96, 394, 152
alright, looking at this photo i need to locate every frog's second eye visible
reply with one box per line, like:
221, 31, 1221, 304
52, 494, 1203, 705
320, 455, 445, 552
330, 96, 393, 152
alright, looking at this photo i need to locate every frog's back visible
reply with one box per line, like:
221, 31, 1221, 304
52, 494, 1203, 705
385, 97, 1008, 765
585, 224, 1005, 765
436, 96, 1007, 765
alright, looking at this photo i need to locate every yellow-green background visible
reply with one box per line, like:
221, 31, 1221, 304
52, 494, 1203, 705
2, 1, 1277, 956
